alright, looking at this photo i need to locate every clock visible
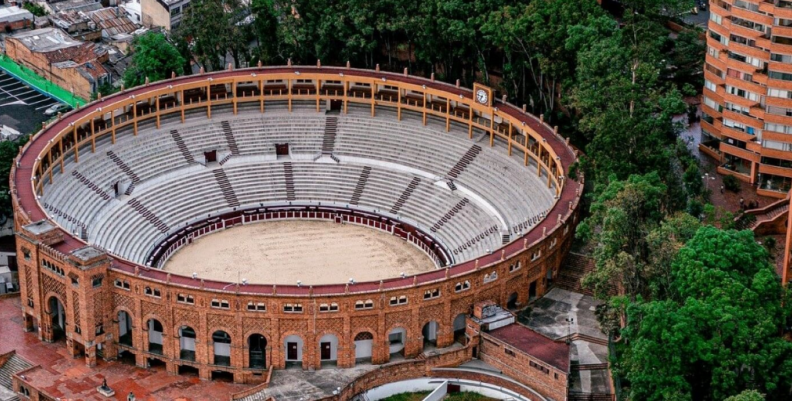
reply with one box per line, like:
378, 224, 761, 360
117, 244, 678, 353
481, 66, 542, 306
476, 89, 488, 105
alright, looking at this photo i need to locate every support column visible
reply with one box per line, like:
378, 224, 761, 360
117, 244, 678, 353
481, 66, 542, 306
206, 84, 212, 118
73, 125, 79, 163
85, 344, 97, 367
397, 88, 402, 121
156, 96, 161, 128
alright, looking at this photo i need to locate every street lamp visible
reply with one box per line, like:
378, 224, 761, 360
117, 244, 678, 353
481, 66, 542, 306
565, 317, 574, 344
701, 173, 715, 189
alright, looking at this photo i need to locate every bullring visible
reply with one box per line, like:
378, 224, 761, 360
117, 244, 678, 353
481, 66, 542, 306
10, 66, 581, 391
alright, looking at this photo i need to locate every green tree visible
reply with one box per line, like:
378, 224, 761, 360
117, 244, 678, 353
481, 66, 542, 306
0, 135, 29, 217
725, 390, 767, 401
618, 227, 792, 401
124, 33, 185, 87
577, 172, 669, 299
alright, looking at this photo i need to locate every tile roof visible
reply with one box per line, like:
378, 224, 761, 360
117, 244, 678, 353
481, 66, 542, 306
487, 324, 571, 372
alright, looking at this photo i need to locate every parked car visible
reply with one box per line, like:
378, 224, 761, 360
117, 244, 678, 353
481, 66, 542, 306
44, 103, 72, 116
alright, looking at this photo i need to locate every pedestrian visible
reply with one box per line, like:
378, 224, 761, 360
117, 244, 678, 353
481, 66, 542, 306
720, 185, 724, 194
739, 197, 744, 209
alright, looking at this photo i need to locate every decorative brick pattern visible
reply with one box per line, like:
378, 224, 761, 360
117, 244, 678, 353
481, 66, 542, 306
385, 310, 412, 330
315, 317, 343, 335
41, 274, 65, 303
72, 291, 81, 328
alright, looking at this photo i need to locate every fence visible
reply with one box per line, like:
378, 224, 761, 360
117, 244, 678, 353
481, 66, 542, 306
0, 55, 86, 108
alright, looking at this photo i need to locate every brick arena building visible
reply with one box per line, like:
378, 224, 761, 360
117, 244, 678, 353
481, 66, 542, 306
10, 66, 582, 395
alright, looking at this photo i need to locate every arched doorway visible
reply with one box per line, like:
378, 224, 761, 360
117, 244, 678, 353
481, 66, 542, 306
318, 334, 339, 367
179, 326, 196, 361
118, 311, 133, 346
353, 332, 373, 364
212, 330, 232, 366
283, 335, 303, 368
248, 334, 267, 369
47, 296, 65, 341
507, 292, 519, 309
387, 327, 406, 359
422, 321, 439, 349
147, 319, 163, 355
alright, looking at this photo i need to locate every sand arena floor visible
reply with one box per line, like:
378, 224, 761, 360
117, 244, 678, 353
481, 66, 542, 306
163, 220, 437, 285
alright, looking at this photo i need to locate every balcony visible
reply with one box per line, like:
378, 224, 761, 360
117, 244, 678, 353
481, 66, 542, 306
180, 349, 196, 362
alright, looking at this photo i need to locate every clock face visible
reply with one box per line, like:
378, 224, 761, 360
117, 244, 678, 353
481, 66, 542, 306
476, 89, 488, 105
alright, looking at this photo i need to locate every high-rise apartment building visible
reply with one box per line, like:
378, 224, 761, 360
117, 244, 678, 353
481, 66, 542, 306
702, 0, 792, 198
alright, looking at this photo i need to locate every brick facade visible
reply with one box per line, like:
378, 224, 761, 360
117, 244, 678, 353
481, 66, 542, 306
10, 67, 582, 387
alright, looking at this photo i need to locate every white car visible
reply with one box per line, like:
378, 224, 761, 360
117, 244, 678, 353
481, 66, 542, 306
44, 103, 72, 116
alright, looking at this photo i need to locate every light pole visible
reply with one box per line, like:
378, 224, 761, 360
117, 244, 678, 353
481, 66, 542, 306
565, 317, 574, 344
702, 173, 715, 190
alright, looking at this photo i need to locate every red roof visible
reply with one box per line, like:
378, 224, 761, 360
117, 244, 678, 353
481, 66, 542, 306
487, 324, 570, 372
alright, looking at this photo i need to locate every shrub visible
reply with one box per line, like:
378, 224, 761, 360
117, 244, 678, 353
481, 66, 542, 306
723, 175, 741, 193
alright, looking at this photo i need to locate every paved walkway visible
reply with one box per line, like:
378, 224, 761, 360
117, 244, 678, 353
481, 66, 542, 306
0, 296, 249, 400
243, 365, 377, 401
523, 288, 610, 394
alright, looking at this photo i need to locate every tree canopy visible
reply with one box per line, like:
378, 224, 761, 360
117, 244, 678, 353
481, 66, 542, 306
124, 32, 185, 87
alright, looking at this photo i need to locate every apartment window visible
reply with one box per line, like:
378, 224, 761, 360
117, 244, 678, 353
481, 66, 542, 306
768, 89, 792, 99
144, 286, 161, 298
92, 277, 103, 288
319, 303, 339, 312
724, 102, 750, 116
763, 140, 792, 152
95, 324, 104, 335
776, 18, 792, 27
703, 96, 722, 112
505, 348, 516, 357
75, 326, 81, 334
707, 46, 719, 58
704, 79, 718, 92
355, 299, 374, 310
454, 281, 471, 292
423, 288, 440, 300
283, 303, 303, 313
27, 298, 33, 308
389, 296, 408, 306
731, 16, 765, 33
724, 118, 759, 135
733, 0, 760, 12
211, 299, 230, 309
771, 53, 792, 63
177, 293, 194, 304
114, 279, 130, 290
727, 52, 763, 68
773, 36, 792, 46
761, 157, 792, 169
709, 13, 722, 25
726, 68, 752, 82
22, 248, 31, 260
766, 106, 792, 117
709, 31, 729, 46
729, 34, 755, 47
765, 122, 792, 135
726, 85, 760, 102
769, 71, 792, 82
705, 63, 724, 78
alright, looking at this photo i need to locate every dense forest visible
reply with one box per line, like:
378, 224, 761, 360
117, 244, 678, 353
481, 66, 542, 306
12, 0, 792, 399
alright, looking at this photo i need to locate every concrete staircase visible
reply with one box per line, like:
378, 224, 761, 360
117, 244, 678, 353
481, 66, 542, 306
0, 352, 32, 401
221, 121, 240, 156
556, 252, 596, 296
390, 177, 420, 214
349, 166, 371, 205
447, 145, 481, 179
170, 130, 196, 163
213, 169, 240, 208
738, 196, 789, 233
283, 162, 295, 201
322, 117, 338, 154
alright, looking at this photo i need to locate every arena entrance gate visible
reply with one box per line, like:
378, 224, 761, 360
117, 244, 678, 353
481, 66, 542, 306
204, 150, 217, 163
275, 143, 289, 156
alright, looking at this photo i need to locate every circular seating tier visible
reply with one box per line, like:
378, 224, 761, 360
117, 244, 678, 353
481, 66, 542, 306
40, 102, 556, 269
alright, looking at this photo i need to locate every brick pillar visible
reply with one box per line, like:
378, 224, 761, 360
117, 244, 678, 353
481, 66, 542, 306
104, 338, 118, 360
84, 344, 97, 367
166, 361, 178, 376
271, 319, 284, 369
199, 367, 212, 381
135, 352, 147, 368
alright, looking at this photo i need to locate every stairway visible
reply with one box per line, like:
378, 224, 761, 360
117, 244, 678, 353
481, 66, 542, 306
213, 169, 240, 208
391, 177, 420, 214
221, 121, 240, 156
556, 252, 597, 296
502, 233, 510, 244
283, 163, 295, 201
349, 166, 371, 205
447, 181, 457, 191
322, 117, 338, 154
107, 151, 141, 193
0, 353, 32, 400
71, 171, 112, 200
447, 145, 482, 179
738, 197, 790, 232
127, 198, 170, 233
431, 198, 470, 233
170, 130, 195, 163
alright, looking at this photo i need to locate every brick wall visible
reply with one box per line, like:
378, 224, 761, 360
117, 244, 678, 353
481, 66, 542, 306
479, 334, 568, 401
5, 38, 98, 100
